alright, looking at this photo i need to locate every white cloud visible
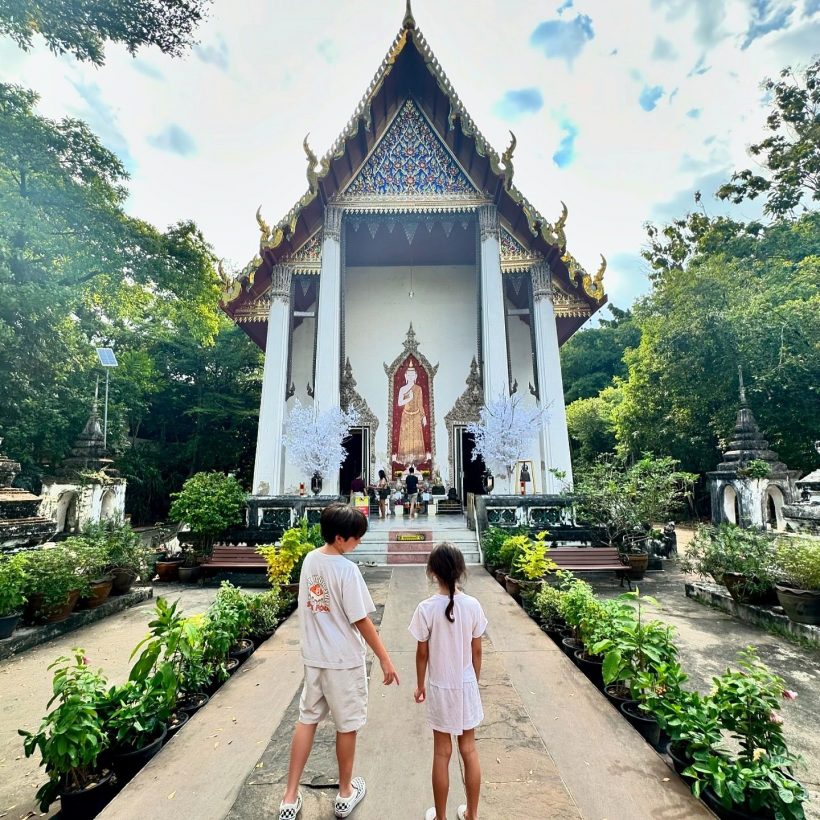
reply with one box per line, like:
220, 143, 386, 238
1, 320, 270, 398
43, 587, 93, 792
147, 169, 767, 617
1, 0, 817, 312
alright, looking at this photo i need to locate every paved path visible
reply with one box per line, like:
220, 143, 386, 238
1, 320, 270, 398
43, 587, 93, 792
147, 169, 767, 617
0, 585, 218, 820
103, 568, 710, 820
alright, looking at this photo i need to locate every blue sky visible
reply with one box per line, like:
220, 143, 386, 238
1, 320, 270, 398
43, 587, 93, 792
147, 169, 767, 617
1, 0, 818, 315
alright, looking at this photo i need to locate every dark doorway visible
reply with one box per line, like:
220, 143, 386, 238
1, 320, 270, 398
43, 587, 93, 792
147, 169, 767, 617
340, 428, 365, 496
461, 431, 486, 499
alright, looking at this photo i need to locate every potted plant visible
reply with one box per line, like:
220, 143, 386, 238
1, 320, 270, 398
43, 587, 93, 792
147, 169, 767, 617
169, 471, 247, 566
215, 581, 255, 663
507, 531, 555, 599
257, 519, 321, 594
774, 537, 820, 625
247, 588, 283, 646
532, 583, 565, 641
557, 577, 596, 661
0, 553, 28, 638
69, 537, 115, 609
105, 522, 148, 594
22, 546, 88, 623
680, 524, 777, 604
573, 455, 695, 576
19, 651, 113, 818
103, 668, 175, 783
682, 646, 807, 819
480, 526, 512, 575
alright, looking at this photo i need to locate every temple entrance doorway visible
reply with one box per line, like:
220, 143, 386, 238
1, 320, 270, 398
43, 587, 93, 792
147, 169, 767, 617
340, 427, 368, 496
455, 428, 486, 509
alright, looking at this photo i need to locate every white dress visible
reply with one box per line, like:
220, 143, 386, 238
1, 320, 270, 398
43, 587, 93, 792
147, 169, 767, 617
408, 592, 488, 735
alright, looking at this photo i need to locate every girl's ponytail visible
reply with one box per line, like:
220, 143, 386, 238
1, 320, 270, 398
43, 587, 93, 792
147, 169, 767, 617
427, 542, 466, 624
445, 577, 456, 623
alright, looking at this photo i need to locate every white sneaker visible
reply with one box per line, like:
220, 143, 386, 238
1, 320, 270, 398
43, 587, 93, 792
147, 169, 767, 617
278, 792, 302, 820
335, 776, 366, 818
457, 805, 468, 820
424, 809, 438, 820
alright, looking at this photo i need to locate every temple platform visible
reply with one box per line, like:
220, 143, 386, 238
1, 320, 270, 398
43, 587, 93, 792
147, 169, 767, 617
352, 513, 481, 566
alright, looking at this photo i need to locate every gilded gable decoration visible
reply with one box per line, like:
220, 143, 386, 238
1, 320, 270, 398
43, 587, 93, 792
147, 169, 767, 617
285, 231, 322, 275
500, 227, 542, 273
344, 99, 477, 200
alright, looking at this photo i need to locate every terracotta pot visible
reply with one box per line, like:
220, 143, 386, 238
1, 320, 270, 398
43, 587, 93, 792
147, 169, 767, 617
80, 576, 114, 609
494, 569, 507, 586
33, 589, 81, 623
626, 552, 649, 580
155, 559, 182, 582
504, 575, 522, 599
110, 567, 137, 594
776, 583, 820, 625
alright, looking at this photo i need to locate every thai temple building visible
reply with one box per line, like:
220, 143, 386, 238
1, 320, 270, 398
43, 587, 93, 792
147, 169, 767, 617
220, 3, 606, 504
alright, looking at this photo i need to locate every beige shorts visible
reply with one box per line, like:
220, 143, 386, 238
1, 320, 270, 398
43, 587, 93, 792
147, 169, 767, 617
299, 664, 368, 733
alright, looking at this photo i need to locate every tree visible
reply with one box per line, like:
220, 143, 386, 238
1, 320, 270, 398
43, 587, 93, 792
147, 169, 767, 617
717, 58, 820, 217
566, 386, 621, 466
560, 305, 640, 403
0, 0, 211, 65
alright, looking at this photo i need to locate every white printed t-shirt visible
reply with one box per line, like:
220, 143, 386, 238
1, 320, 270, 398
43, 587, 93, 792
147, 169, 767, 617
298, 549, 375, 669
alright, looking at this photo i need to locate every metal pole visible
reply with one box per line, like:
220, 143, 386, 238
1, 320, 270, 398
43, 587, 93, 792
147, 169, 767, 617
103, 369, 110, 450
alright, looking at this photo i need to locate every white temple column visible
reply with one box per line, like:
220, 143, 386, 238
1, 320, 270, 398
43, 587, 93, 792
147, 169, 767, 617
313, 205, 343, 495
478, 204, 509, 401
531, 262, 574, 494
252, 265, 292, 496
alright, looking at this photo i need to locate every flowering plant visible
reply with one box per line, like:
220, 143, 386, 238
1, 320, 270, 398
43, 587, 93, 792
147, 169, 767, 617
467, 393, 543, 489
283, 400, 358, 480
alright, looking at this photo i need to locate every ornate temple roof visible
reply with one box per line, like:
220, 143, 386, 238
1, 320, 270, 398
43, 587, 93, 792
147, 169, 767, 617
221, 2, 606, 348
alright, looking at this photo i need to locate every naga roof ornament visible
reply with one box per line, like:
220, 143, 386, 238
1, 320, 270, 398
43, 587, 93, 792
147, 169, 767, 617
562, 252, 606, 301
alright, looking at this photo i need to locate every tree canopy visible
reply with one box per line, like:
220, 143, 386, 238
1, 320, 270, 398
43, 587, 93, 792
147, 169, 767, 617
0, 0, 211, 64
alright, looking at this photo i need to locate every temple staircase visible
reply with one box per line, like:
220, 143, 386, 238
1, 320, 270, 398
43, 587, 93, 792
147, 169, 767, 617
349, 514, 481, 566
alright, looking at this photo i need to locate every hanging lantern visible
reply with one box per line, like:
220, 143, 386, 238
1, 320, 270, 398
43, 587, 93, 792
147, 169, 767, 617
310, 472, 323, 495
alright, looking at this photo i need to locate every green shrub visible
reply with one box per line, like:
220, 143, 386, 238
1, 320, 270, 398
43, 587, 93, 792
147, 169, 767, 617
23, 546, 89, 612
0, 553, 28, 616
248, 589, 282, 636
481, 526, 524, 569
775, 537, 820, 590
532, 584, 564, 627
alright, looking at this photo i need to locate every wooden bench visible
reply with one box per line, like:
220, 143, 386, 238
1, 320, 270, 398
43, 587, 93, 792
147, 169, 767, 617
202, 545, 267, 573
548, 547, 633, 588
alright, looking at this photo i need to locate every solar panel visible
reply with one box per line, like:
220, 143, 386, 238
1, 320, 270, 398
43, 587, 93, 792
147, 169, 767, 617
96, 348, 119, 367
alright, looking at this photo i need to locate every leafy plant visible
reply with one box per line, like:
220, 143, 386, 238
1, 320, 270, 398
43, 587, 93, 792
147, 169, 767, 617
573, 455, 695, 552
646, 677, 722, 755
0, 553, 28, 616
103, 671, 175, 751
169, 472, 246, 554
247, 589, 282, 636
481, 526, 524, 570
257, 519, 320, 586
557, 578, 596, 640
680, 524, 777, 594
775, 537, 820, 591
738, 459, 771, 479
64, 536, 110, 581
19, 651, 110, 811
215, 581, 252, 639
532, 584, 564, 628
511, 532, 556, 581
22, 545, 89, 613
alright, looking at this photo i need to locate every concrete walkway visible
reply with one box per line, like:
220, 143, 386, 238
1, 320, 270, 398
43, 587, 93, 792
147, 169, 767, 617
102, 568, 711, 820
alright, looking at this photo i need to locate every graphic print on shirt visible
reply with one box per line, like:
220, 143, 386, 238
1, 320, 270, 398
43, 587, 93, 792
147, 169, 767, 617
305, 573, 331, 613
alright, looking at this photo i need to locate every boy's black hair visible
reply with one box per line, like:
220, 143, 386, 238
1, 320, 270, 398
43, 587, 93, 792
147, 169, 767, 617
320, 503, 368, 543
408, 466, 415, 474
427, 542, 466, 622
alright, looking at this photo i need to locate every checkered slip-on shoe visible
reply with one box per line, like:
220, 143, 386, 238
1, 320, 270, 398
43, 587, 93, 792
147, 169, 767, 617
278, 792, 302, 820
334, 776, 366, 818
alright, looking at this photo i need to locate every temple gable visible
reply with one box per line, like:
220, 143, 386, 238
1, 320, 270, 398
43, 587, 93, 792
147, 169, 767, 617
344, 99, 477, 198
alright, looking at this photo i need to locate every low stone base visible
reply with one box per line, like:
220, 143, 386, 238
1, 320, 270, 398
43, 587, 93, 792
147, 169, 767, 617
0, 586, 153, 661
685, 581, 820, 647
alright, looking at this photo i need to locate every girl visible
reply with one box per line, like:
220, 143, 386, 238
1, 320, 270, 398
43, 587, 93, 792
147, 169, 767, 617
375, 469, 390, 519
408, 543, 487, 820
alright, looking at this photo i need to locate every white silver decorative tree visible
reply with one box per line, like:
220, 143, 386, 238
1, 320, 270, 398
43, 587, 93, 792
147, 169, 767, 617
467, 393, 545, 493
283, 400, 359, 494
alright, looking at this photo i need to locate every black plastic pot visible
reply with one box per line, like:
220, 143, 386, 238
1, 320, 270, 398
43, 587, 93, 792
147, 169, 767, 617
59, 769, 115, 820
0, 612, 21, 639
541, 624, 564, 644
165, 710, 190, 742
227, 656, 240, 676
229, 638, 254, 665
604, 682, 632, 711
560, 637, 583, 663
702, 787, 775, 820
574, 650, 605, 688
178, 692, 209, 716
111, 727, 167, 784
620, 700, 661, 747
250, 628, 276, 648
666, 740, 695, 779
178, 565, 203, 583
776, 583, 820, 625
110, 567, 137, 595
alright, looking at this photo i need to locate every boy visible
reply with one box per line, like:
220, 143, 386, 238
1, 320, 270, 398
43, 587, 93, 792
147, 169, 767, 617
279, 504, 399, 820
405, 466, 420, 519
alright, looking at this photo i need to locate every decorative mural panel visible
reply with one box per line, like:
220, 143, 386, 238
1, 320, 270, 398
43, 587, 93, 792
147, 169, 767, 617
384, 325, 438, 480
346, 99, 477, 197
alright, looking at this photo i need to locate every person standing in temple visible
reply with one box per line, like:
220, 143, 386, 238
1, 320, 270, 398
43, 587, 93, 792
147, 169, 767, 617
405, 466, 420, 519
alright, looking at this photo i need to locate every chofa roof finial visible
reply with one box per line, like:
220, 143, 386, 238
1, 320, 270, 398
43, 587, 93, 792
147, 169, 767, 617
738, 365, 747, 406
403, 0, 416, 29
